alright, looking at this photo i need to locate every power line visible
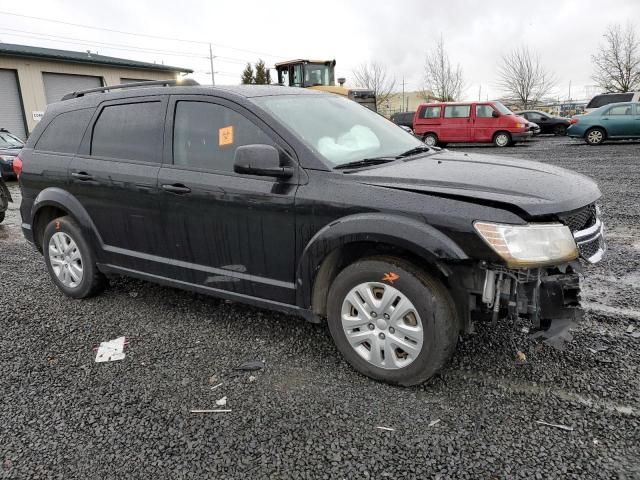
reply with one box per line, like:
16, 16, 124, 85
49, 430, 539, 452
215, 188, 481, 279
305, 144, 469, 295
0, 10, 289, 59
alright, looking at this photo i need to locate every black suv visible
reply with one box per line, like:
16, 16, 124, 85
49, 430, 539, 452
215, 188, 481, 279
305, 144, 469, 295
18, 81, 606, 386
390, 111, 415, 129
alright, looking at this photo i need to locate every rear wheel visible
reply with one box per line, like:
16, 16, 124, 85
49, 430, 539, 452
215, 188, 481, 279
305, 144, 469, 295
326, 257, 458, 386
585, 127, 605, 145
423, 133, 438, 147
493, 131, 512, 147
42, 216, 106, 298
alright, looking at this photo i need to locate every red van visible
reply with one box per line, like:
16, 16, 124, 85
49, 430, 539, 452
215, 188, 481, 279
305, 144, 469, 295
413, 101, 532, 147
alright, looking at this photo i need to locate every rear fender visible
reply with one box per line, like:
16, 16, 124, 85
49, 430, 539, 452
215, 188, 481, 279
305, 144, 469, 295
295, 213, 468, 309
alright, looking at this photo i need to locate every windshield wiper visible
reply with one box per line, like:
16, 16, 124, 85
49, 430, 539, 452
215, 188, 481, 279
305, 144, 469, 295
395, 145, 434, 158
333, 157, 396, 170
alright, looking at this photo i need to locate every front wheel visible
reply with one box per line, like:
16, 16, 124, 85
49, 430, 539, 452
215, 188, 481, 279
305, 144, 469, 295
553, 124, 567, 136
327, 257, 458, 386
493, 132, 512, 147
585, 127, 605, 145
422, 133, 438, 147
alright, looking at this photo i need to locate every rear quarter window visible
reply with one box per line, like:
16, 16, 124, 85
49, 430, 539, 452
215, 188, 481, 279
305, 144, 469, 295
34, 108, 94, 154
420, 106, 441, 119
587, 93, 634, 109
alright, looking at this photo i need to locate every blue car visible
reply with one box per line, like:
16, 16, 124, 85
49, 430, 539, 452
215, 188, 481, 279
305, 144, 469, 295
568, 102, 640, 145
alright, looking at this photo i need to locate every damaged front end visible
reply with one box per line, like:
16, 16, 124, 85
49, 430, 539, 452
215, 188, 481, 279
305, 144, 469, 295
456, 203, 606, 347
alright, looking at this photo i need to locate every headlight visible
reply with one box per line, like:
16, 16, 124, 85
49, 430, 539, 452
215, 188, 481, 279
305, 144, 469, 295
474, 221, 578, 267
516, 123, 525, 128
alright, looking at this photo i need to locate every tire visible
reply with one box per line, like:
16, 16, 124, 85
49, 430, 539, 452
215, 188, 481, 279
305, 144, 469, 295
585, 127, 605, 145
42, 215, 106, 298
0, 211, 5, 224
553, 124, 567, 136
326, 257, 458, 386
422, 133, 438, 147
493, 131, 512, 147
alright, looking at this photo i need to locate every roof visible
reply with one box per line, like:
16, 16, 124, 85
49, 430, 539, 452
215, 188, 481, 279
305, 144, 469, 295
0, 43, 192, 73
274, 59, 336, 67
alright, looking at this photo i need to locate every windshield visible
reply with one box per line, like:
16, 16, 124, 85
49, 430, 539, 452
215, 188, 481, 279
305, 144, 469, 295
0, 132, 24, 149
303, 64, 334, 87
493, 101, 513, 115
252, 95, 423, 167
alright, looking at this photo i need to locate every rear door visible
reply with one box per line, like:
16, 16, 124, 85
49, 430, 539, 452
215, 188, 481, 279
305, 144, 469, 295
69, 96, 166, 265
441, 104, 471, 142
472, 104, 499, 142
156, 95, 299, 304
602, 104, 635, 137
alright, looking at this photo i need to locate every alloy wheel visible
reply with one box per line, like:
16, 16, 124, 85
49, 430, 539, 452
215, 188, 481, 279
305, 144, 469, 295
587, 130, 603, 144
49, 232, 84, 288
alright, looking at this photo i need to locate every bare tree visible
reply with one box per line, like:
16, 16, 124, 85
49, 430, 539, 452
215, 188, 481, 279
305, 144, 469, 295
421, 36, 464, 102
351, 62, 396, 109
591, 23, 640, 92
497, 46, 556, 109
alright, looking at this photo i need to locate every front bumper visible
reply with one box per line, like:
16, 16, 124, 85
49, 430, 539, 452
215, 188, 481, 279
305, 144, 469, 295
511, 131, 533, 142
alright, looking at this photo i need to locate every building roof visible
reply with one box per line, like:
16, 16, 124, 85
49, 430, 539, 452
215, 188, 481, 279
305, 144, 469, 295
0, 43, 193, 73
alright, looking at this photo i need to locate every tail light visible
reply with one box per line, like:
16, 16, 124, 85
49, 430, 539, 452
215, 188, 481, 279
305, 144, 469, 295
570, 118, 578, 125
12, 153, 23, 178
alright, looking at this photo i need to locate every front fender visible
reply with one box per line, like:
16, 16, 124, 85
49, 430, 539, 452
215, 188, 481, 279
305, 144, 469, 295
31, 187, 103, 250
295, 213, 468, 308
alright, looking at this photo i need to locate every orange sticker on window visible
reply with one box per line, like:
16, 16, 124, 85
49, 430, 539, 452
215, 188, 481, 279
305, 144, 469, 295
219, 126, 234, 146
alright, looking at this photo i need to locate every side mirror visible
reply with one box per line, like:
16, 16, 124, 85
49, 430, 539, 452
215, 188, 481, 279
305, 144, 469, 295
492, 110, 500, 118
233, 144, 293, 178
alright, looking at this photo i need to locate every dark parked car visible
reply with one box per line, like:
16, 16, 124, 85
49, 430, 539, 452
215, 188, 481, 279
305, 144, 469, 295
0, 128, 24, 179
0, 176, 11, 223
390, 111, 415, 129
515, 111, 570, 135
18, 81, 606, 386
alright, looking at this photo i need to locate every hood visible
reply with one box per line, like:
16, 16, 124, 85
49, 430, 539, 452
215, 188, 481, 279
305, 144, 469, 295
349, 150, 601, 217
0, 147, 21, 157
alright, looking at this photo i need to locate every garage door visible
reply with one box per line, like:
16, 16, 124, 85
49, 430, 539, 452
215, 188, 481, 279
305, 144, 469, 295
43, 72, 103, 104
0, 69, 27, 139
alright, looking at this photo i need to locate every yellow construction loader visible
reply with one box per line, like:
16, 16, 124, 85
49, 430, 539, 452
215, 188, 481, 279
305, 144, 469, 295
274, 59, 377, 111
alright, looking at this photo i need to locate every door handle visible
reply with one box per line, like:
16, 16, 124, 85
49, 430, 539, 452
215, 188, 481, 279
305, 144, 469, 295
71, 171, 94, 181
162, 184, 191, 194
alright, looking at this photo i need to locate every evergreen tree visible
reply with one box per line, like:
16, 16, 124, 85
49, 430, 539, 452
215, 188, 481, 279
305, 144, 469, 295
254, 59, 269, 85
241, 63, 254, 84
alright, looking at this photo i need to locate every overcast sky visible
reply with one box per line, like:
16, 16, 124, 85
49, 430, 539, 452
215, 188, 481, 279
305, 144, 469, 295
1, 0, 638, 100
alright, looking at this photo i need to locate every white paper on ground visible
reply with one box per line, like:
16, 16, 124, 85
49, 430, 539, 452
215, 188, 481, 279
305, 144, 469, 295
95, 336, 126, 363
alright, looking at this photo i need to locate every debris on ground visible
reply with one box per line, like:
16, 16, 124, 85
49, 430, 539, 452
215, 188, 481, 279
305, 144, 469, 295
520, 326, 530, 334
248, 375, 256, 383
215, 396, 227, 407
625, 325, 635, 334
375, 426, 395, 432
529, 317, 576, 350
586, 344, 609, 354
234, 360, 265, 371
209, 375, 219, 384
210, 382, 223, 390
515, 351, 527, 365
535, 420, 574, 432
190, 409, 232, 413
428, 419, 441, 427
129, 291, 139, 298
94, 336, 127, 363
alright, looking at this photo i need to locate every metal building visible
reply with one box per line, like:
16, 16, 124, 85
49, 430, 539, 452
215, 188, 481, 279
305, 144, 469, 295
0, 43, 192, 139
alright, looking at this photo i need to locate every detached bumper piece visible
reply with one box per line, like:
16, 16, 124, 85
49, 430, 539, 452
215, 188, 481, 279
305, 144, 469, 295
479, 263, 582, 349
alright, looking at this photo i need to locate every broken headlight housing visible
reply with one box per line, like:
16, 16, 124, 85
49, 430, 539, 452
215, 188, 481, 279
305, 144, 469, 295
474, 222, 578, 268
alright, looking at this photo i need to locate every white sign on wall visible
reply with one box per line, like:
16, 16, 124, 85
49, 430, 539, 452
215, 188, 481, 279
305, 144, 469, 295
32, 111, 44, 122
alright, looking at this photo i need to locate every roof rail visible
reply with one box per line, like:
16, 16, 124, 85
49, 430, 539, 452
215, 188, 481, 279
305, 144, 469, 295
61, 78, 200, 100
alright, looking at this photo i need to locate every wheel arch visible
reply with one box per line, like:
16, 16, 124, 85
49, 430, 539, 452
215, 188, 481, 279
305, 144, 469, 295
31, 188, 103, 253
296, 213, 468, 318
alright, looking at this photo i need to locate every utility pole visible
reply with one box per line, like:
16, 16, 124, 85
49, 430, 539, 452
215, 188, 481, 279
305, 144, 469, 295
401, 77, 406, 112
478, 84, 482, 101
209, 43, 215, 86
568, 80, 571, 102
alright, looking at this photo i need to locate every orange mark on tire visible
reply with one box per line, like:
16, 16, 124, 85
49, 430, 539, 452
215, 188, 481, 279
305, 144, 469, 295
55, 220, 61, 230
382, 272, 400, 284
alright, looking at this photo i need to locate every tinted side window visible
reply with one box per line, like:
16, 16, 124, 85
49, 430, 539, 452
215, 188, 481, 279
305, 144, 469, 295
421, 106, 441, 119
588, 94, 634, 109
91, 102, 163, 162
444, 105, 470, 118
35, 108, 94, 154
173, 101, 276, 172
606, 104, 632, 115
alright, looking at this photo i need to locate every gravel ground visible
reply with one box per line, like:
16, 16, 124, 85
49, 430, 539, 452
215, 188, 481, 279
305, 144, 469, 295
1, 136, 639, 479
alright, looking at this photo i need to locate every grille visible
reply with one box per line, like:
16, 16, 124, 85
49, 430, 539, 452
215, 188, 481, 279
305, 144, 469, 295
579, 235, 604, 260
560, 204, 596, 232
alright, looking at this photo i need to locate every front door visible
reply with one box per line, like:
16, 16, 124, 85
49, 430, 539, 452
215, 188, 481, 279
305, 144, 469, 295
441, 104, 471, 142
69, 96, 166, 265
156, 95, 299, 304
472, 104, 499, 142
603, 104, 635, 137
